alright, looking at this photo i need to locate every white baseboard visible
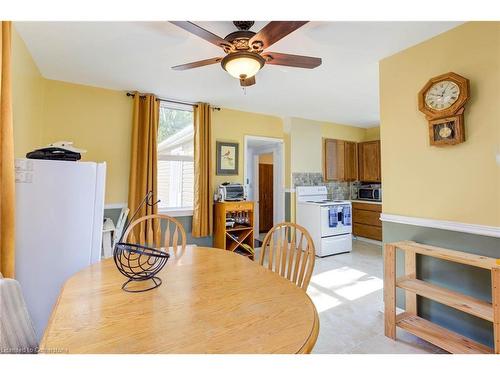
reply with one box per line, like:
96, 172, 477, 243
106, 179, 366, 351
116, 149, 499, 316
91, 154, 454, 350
380, 213, 500, 239
353, 236, 382, 246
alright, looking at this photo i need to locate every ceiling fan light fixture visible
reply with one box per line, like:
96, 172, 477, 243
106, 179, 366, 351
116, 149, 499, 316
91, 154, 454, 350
221, 52, 265, 80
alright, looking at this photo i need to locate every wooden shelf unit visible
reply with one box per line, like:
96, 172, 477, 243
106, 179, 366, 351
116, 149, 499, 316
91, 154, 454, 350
214, 201, 255, 260
384, 240, 500, 354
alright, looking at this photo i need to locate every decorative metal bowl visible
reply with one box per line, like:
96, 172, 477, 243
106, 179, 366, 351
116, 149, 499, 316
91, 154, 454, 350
113, 242, 170, 292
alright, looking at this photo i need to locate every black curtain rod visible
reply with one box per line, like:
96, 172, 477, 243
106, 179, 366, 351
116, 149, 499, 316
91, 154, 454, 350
126, 92, 197, 107
126, 92, 221, 111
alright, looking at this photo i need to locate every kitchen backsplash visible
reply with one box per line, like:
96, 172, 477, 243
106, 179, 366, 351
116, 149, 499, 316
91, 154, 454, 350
292, 172, 352, 200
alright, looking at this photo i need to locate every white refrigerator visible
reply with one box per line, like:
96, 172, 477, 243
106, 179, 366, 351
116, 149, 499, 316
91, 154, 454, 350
15, 158, 106, 341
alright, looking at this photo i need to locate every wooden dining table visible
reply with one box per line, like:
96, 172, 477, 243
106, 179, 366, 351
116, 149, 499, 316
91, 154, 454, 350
40, 246, 319, 354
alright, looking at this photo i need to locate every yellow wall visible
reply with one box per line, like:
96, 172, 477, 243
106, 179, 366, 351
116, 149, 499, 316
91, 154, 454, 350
211, 108, 284, 190
321, 121, 368, 142
11, 28, 44, 157
380, 22, 500, 226
290, 117, 323, 173
259, 153, 273, 164
41, 80, 132, 204
12, 28, 132, 205
364, 126, 380, 141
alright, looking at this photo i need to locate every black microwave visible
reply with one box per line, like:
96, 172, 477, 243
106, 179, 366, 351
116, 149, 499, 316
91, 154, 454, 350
358, 187, 382, 202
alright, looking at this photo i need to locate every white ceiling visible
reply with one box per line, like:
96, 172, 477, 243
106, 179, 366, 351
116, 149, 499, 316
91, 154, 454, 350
15, 21, 461, 127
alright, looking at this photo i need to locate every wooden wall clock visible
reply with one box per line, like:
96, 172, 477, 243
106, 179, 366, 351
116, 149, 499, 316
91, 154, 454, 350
418, 72, 470, 146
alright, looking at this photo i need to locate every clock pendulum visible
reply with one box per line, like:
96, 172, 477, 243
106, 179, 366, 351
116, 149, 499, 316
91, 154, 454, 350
438, 123, 452, 139
418, 72, 470, 146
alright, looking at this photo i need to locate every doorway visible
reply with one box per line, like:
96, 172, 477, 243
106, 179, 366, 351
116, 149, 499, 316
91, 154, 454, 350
258, 154, 274, 233
243, 136, 285, 243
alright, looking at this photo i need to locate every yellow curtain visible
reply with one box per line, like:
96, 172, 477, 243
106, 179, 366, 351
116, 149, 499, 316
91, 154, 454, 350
128, 93, 159, 223
192, 103, 213, 237
0, 21, 15, 278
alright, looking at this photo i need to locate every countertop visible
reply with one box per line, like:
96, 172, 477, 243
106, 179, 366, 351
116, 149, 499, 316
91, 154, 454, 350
351, 200, 382, 205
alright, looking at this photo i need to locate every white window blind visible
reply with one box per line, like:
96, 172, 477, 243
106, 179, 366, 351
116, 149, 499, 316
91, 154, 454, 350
157, 103, 194, 211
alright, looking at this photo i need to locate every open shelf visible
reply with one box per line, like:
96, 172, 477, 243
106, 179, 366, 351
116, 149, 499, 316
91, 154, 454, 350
397, 277, 493, 322
396, 313, 493, 354
234, 248, 254, 259
226, 225, 253, 232
385, 241, 500, 354
226, 230, 253, 252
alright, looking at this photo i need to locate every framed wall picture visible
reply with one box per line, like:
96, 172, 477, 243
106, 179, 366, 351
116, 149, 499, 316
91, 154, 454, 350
216, 141, 239, 175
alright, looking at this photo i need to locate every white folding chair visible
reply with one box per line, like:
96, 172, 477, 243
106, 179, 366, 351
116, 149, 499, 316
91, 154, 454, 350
0, 274, 38, 354
112, 207, 130, 249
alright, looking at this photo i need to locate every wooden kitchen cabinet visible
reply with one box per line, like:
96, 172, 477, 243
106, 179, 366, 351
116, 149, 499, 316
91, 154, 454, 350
352, 202, 382, 241
323, 138, 358, 182
358, 140, 381, 182
344, 141, 358, 181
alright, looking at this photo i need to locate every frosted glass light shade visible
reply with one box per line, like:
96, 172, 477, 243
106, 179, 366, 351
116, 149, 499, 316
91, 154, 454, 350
222, 52, 265, 79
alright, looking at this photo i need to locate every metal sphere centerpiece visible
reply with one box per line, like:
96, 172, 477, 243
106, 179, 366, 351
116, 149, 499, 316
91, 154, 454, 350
113, 242, 169, 292
113, 192, 169, 293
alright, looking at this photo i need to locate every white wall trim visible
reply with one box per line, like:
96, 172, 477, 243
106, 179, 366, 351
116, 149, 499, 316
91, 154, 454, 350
104, 202, 127, 209
285, 188, 295, 193
105, 203, 193, 218
380, 213, 500, 239
244, 135, 284, 144
158, 208, 193, 218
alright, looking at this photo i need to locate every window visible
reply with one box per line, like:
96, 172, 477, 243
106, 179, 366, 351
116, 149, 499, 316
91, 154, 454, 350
157, 103, 194, 212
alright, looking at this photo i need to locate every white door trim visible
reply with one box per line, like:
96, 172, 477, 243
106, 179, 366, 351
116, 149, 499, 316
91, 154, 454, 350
380, 213, 500, 238
243, 135, 285, 235
253, 153, 260, 235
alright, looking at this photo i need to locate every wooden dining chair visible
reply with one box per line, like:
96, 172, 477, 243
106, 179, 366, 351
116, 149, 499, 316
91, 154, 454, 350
259, 222, 316, 290
122, 214, 187, 253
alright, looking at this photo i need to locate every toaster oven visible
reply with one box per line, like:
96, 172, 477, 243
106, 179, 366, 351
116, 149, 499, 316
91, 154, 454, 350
216, 183, 247, 202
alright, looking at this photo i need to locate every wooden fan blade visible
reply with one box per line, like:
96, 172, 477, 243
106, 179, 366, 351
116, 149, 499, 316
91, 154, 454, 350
172, 57, 223, 71
170, 21, 230, 49
262, 52, 322, 69
249, 21, 308, 50
240, 76, 256, 87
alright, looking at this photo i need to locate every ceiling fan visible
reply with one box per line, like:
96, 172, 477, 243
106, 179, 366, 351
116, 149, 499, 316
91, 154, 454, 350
170, 21, 322, 87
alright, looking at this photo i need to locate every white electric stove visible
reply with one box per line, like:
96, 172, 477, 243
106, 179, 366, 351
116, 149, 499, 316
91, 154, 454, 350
296, 186, 352, 257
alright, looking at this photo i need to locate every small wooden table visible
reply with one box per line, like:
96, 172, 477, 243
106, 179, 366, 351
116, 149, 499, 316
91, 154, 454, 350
40, 246, 319, 354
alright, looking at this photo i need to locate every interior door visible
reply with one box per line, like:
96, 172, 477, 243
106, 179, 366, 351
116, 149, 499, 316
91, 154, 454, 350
259, 163, 274, 233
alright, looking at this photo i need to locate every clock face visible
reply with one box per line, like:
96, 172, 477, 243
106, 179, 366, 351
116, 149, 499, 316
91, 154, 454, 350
424, 80, 460, 110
